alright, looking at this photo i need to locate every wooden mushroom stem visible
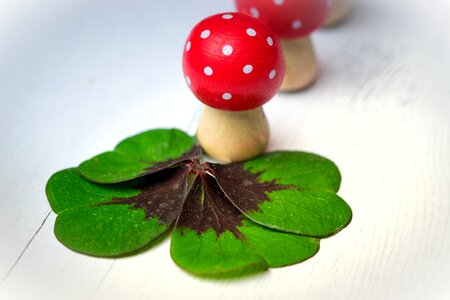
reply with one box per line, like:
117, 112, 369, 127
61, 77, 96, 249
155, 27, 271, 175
324, 0, 351, 27
279, 36, 318, 92
197, 106, 269, 162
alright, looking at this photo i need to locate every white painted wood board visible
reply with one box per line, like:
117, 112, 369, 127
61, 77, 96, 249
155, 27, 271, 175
0, 0, 449, 299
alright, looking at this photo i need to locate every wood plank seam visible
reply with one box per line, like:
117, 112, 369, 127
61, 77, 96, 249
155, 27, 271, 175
0, 211, 51, 286
90, 261, 117, 298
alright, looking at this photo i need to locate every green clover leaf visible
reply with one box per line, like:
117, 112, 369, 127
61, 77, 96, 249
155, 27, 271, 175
78, 128, 200, 183
171, 174, 319, 275
46, 128, 351, 276
210, 152, 352, 238
46, 167, 188, 256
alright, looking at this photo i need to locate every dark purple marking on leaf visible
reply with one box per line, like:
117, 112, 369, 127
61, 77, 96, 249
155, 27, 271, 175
140, 145, 202, 177
101, 157, 289, 238
209, 163, 294, 213
176, 174, 244, 239
106, 166, 189, 225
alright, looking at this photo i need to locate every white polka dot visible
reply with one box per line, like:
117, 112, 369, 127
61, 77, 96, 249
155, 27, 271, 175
246, 28, 257, 36
274, 0, 284, 5
185, 76, 191, 86
201, 30, 211, 39
222, 14, 233, 19
267, 36, 273, 46
222, 45, 233, 56
222, 93, 232, 100
292, 20, 302, 29
243, 64, 253, 74
186, 41, 191, 51
204, 66, 213, 76
269, 69, 276, 79
249, 7, 260, 18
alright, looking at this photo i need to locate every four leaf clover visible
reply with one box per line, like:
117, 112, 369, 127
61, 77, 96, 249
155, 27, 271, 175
46, 128, 352, 276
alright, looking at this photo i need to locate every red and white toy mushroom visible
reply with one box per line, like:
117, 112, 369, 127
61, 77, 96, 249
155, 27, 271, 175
324, 0, 351, 27
235, 0, 330, 91
183, 12, 285, 162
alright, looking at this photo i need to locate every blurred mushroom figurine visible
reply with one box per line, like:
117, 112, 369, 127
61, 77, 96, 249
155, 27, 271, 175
235, 0, 329, 92
324, 0, 351, 27
182, 13, 285, 162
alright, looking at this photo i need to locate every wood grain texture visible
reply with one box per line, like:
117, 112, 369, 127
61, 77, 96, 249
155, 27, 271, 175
0, 0, 449, 299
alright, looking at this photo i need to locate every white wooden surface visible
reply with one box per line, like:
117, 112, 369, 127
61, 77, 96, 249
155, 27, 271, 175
1, 0, 449, 299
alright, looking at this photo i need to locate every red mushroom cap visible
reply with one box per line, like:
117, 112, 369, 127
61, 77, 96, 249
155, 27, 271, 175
182, 12, 285, 111
235, 0, 330, 39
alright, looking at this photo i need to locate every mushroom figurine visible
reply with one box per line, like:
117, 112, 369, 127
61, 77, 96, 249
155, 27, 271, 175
235, 0, 329, 92
324, 0, 351, 27
182, 12, 285, 162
